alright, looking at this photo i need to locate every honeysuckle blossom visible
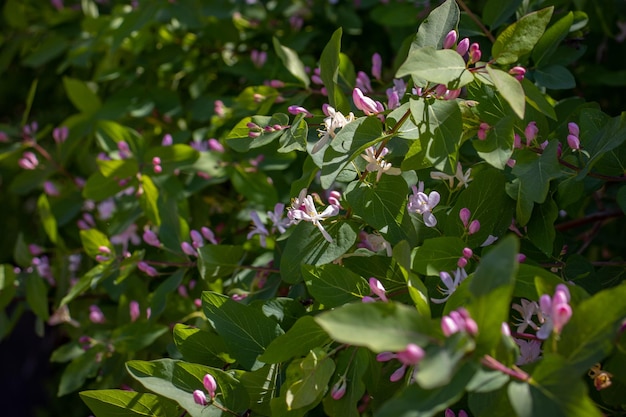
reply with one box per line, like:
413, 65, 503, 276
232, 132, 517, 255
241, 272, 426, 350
430, 162, 472, 189
359, 232, 392, 256
431, 268, 467, 304
193, 390, 207, 406
515, 339, 542, 365
248, 210, 270, 247
312, 105, 355, 154
203, 374, 217, 399
441, 307, 478, 337
536, 284, 572, 339
361, 146, 401, 182
407, 186, 440, 227
443, 29, 457, 49
267, 203, 290, 234
376, 343, 425, 382
362, 277, 388, 303
512, 299, 540, 333
331, 376, 347, 400
567, 122, 580, 150
287, 191, 339, 243
352, 87, 384, 116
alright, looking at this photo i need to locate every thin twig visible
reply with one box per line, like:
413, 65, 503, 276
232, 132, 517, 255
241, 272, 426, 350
455, 0, 496, 43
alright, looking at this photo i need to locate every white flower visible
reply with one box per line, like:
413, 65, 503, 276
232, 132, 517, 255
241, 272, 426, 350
288, 193, 339, 242
512, 299, 540, 333
312, 105, 355, 154
515, 339, 542, 365
431, 268, 468, 304
361, 146, 402, 182
430, 162, 472, 189
407, 185, 440, 227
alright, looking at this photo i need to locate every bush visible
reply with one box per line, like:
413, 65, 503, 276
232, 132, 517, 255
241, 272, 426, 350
1, 0, 626, 416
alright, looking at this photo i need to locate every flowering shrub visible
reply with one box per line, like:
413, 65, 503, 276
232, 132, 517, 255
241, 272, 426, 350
2, 0, 626, 416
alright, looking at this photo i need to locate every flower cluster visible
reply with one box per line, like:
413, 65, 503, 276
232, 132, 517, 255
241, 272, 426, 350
287, 189, 340, 243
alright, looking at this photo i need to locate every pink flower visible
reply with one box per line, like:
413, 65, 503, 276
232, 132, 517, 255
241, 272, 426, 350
372, 53, 382, 80
288, 105, 313, 118
443, 30, 457, 49
524, 121, 538, 145
203, 374, 217, 399
352, 88, 384, 116
89, 305, 106, 324
18, 152, 39, 170
129, 300, 141, 322
53, 126, 69, 143
193, 390, 207, 406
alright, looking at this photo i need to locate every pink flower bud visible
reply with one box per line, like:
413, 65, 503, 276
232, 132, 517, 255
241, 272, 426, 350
567, 134, 580, 150
469, 43, 481, 63
89, 305, 106, 324
459, 208, 471, 228
457, 257, 468, 268
208, 138, 224, 153
372, 52, 382, 80
138, 261, 158, 277
153, 165, 162, 174
462, 248, 473, 258
53, 126, 69, 143
143, 229, 161, 247
442, 315, 460, 336
201, 227, 218, 245
468, 220, 480, 235
190, 229, 204, 248
356, 71, 373, 93
98, 246, 111, 254
288, 105, 313, 118
193, 389, 207, 406
501, 322, 511, 336
369, 278, 388, 302
396, 343, 424, 365
181, 241, 197, 257
203, 374, 217, 398
18, 151, 39, 170
456, 38, 470, 56
162, 134, 173, 146
331, 378, 347, 400
524, 121, 538, 145
509, 66, 526, 81
568, 122, 579, 137
443, 30, 457, 49
328, 190, 342, 208
352, 88, 383, 116
517, 253, 526, 263
513, 133, 522, 149
129, 300, 140, 322
43, 181, 60, 197
389, 364, 408, 382
376, 352, 396, 362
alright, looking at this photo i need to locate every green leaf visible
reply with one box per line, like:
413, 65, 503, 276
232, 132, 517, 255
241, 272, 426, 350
173, 324, 234, 367
139, 175, 161, 226
486, 65, 525, 119
0, 265, 16, 311
577, 111, 626, 178
409, 98, 463, 172
21, 79, 38, 126
25, 275, 49, 321
557, 284, 626, 373
492, 7, 554, 64
83, 171, 125, 201
197, 245, 244, 281
468, 236, 518, 354
80, 229, 113, 259
315, 302, 433, 352
280, 221, 359, 284
319, 28, 349, 114
396, 47, 474, 89
126, 359, 249, 417
80, 389, 180, 417
345, 175, 417, 245
150, 269, 185, 319
279, 113, 308, 153
412, 237, 466, 276
534, 65, 576, 90
473, 115, 515, 169
412, 0, 460, 49
38, 194, 61, 246
526, 196, 558, 256
59, 347, 103, 396
144, 144, 200, 173
320, 116, 383, 189
202, 291, 284, 370
415, 334, 475, 389
97, 159, 139, 179
285, 349, 335, 410
231, 165, 278, 207
63, 77, 102, 114
23, 34, 69, 67
483, 0, 523, 30
522, 78, 557, 120
509, 141, 562, 226
260, 316, 332, 363
240, 364, 280, 415
322, 348, 369, 417
303, 264, 369, 308
376, 363, 475, 417
532, 12, 574, 66
508, 355, 602, 417
60, 264, 108, 306
112, 322, 168, 353
273, 37, 310, 88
